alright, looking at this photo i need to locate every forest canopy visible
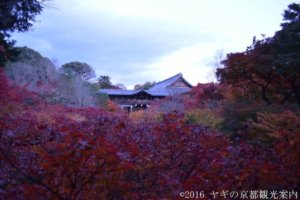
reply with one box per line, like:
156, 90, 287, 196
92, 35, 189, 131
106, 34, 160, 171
0, 2, 299, 200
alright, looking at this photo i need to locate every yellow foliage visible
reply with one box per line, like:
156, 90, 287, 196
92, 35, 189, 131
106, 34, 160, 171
106, 100, 120, 112
248, 110, 300, 138
129, 108, 161, 122
129, 110, 146, 122
185, 108, 223, 129
129, 104, 164, 122
66, 113, 86, 122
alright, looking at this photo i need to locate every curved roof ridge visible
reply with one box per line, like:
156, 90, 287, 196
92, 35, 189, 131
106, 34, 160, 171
148, 72, 193, 91
99, 88, 152, 96
179, 75, 193, 88
148, 73, 183, 91
153, 73, 182, 86
99, 73, 193, 96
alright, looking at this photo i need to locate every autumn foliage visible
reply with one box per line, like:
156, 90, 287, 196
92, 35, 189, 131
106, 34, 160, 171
1, 3, 300, 199
0, 69, 299, 200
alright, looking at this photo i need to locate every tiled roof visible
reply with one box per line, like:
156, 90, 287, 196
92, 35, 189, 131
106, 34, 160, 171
98, 73, 193, 97
99, 89, 141, 95
99, 89, 168, 97
147, 88, 191, 96
148, 73, 193, 91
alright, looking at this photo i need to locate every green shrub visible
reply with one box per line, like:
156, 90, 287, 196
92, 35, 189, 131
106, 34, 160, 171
96, 92, 109, 108
185, 108, 223, 130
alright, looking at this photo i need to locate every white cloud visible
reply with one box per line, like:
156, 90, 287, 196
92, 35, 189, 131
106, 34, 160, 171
12, 0, 295, 88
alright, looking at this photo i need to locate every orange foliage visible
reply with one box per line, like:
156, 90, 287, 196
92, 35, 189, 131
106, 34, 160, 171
0, 69, 299, 199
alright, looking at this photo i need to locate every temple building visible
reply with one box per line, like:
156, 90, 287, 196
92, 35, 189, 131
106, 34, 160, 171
99, 73, 193, 111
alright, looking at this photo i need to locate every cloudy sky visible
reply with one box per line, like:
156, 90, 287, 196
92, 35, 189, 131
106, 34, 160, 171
12, 0, 294, 88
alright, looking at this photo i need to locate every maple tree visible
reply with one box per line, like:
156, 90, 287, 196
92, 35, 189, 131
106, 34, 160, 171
0, 2, 300, 200
217, 3, 300, 105
1, 69, 299, 199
